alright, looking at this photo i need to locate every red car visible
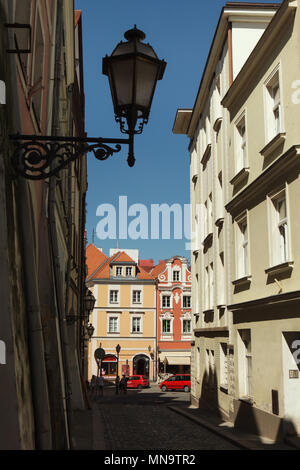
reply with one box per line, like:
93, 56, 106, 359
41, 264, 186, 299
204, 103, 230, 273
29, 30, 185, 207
126, 375, 150, 389
160, 374, 191, 392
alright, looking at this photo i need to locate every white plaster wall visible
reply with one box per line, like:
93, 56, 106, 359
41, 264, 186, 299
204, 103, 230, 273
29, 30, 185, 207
232, 22, 269, 80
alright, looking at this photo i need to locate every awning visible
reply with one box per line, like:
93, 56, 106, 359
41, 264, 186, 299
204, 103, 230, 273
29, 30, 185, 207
160, 356, 190, 365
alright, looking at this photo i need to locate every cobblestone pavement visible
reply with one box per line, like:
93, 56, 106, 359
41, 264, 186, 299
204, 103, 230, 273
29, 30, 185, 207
92, 385, 238, 450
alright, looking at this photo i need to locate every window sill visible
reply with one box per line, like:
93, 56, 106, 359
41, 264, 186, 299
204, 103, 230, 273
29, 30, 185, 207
213, 117, 222, 133
107, 332, 120, 336
201, 143, 212, 166
130, 332, 143, 336
160, 336, 174, 341
215, 217, 224, 228
260, 132, 286, 158
203, 308, 214, 315
203, 232, 213, 246
265, 261, 293, 276
239, 396, 254, 406
230, 167, 249, 186
232, 275, 252, 286
220, 385, 228, 394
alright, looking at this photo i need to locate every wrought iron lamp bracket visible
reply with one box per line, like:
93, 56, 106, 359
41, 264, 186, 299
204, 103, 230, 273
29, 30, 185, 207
10, 133, 135, 180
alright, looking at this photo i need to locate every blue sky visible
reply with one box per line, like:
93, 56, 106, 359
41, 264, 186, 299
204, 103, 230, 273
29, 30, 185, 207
74, 0, 280, 265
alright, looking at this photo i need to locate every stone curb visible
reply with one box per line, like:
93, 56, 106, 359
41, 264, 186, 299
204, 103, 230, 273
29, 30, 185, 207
167, 405, 263, 451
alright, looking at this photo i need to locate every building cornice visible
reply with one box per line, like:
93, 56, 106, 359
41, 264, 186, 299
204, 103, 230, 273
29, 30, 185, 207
222, 0, 296, 110
194, 327, 229, 337
187, 4, 279, 138
228, 290, 300, 312
225, 145, 300, 216
88, 278, 156, 285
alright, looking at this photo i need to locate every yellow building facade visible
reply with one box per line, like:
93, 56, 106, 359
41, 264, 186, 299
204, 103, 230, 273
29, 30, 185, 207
86, 246, 157, 381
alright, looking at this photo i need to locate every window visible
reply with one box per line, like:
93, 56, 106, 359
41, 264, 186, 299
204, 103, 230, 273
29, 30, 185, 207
265, 68, 282, 142
173, 270, 180, 281
126, 267, 132, 276
108, 317, 119, 333
132, 290, 141, 304
209, 263, 214, 309
162, 319, 171, 333
196, 347, 201, 382
220, 343, 228, 389
162, 295, 170, 308
239, 329, 252, 398
31, 9, 44, 128
235, 115, 247, 173
15, 0, 31, 81
182, 319, 191, 334
269, 189, 290, 266
235, 213, 249, 279
109, 290, 119, 304
183, 296, 191, 308
132, 317, 141, 333
116, 267, 122, 276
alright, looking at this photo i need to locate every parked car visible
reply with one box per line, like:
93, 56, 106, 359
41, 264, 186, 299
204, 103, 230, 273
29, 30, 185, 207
160, 374, 191, 392
126, 375, 150, 389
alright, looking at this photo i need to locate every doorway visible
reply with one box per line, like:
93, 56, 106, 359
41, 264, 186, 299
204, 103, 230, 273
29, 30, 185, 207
133, 354, 150, 377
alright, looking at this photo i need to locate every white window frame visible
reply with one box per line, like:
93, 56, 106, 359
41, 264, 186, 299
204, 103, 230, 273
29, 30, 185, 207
267, 187, 291, 267
130, 313, 143, 335
235, 212, 250, 280
183, 295, 191, 308
126, 266, 133, 277
116, 266, 122, 277
220, 343, 228, 389
108, 287, 120, 305
238, 329, 252, 399
264, 65, 283, 143
107, 313, 120, 335
160, 312, 174, 339
234, 112, 248, 175
161, 293, 171, 309
162, 319, 171, 333
172, 269, 180, 282
182, 319, 191, 334
132, 289, 142, 304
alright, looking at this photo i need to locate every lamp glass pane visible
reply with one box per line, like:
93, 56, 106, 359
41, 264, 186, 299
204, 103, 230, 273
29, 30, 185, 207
135, 59, 158, 108
110, 58, 134, 107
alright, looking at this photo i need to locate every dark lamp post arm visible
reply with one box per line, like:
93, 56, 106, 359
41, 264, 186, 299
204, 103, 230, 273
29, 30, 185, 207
10, 132, 135, 180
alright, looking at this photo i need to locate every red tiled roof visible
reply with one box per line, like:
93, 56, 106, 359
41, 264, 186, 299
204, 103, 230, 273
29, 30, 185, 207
87, 249, 155, 281
151, 260, 166, 278
111, 251, 136, 263
86, 244, 108, 279
138, 259, 154, 273
74, 10, 81, 27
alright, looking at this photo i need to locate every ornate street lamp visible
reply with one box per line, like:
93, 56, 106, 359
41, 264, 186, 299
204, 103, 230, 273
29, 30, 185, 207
116, 343, 121, 377
84, 289, 96, 315
103, 25, 166, 167
10, 26, 166, 178
86, 323, 95, 341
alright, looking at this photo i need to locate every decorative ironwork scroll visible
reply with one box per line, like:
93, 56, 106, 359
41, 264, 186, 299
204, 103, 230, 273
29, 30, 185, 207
10, 134, 133, 180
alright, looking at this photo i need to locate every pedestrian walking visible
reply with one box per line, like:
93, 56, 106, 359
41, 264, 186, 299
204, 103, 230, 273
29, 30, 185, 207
91, 375, 97, 397
120, 374, 128, 395
115, 375, 120, 395
98, 375, 105, 397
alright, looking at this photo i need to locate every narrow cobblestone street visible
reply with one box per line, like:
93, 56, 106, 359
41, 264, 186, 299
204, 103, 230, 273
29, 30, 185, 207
90, 384, 238, 451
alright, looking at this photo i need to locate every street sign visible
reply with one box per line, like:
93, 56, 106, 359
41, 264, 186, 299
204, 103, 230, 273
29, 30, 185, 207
94, 348, 105, 363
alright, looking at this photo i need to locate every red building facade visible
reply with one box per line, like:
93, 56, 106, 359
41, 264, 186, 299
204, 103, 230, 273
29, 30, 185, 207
152, 256, 192, 376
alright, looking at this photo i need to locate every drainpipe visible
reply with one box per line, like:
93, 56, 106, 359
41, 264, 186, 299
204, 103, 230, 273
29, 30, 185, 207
6, 0, 52, 450
48, 0, 72, 448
